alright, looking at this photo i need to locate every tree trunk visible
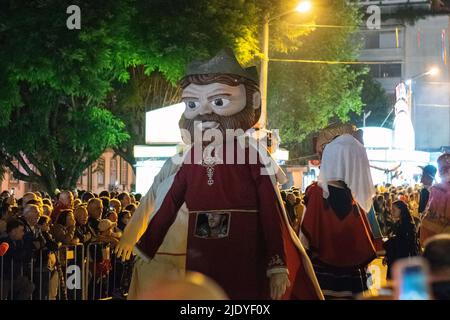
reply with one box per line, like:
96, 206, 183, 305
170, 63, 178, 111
114, 147, 136, 174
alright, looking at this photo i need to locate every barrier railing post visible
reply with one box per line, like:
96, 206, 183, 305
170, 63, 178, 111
10, 260, 13, 300
112, 253, 117, 296
40, 251, 43, 300
84, 244, 88, 301
1, 256, 3, 300
30, 256, 34, 300
80, 244, 85, 300
93, 243, 97, 300
0, 242, 131, 300
57, 248, 62, 300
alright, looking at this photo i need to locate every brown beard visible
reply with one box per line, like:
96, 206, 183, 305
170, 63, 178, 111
179, 103, 259, 145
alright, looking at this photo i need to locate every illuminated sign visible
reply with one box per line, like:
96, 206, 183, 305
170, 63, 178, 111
145, 103, 185, 144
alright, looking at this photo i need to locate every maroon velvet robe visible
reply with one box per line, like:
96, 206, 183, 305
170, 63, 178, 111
301, 183, 377, 268
136, 143, 321, 300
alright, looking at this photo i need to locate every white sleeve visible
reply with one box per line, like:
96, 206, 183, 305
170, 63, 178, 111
298, 206, 310, 250
121, 157, 179, 248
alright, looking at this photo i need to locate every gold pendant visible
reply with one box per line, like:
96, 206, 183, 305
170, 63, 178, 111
202, 156, 222, 186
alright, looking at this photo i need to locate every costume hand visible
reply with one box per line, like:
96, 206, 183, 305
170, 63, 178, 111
115, 238, 134, 262
269, 272, 290, 300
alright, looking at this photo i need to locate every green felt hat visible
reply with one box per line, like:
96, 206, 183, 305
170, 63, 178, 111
185, 48, 259, 83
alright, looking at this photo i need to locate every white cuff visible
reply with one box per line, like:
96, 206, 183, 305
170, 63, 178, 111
266, 267, 289, 278
133, 246, 151, 263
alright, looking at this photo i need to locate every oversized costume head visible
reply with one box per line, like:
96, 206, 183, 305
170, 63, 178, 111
315, 123, 357, 157
179, 48, 261, 144
437, 153, 450, 178
318, 133, 375, 213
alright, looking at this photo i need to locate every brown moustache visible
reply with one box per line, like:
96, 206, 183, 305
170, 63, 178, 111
179, 104, 259, 144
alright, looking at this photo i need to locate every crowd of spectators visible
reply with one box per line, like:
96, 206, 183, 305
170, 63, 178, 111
0, 189, 141, 300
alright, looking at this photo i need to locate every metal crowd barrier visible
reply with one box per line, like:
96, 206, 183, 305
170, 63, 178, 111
1, 242, 133, 300
85, 242, 134, 300
1, 248, 49, 300
57, 244, 85, 300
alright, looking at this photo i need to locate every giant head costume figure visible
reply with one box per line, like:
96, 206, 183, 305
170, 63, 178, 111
420, 153, 450, 244
133, 49, 323, 301
178, 48, 261, 144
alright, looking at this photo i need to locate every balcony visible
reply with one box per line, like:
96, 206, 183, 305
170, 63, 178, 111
358, 0, 432, 13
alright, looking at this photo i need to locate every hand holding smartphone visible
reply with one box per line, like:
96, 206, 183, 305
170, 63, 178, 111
393, 257, 433, 300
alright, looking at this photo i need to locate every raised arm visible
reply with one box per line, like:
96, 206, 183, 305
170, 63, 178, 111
115, 157, 180, 261
133, 163, 188, 261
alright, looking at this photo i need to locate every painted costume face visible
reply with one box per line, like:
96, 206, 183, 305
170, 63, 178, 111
179, 75, 261, 144
182, 83, 247, 119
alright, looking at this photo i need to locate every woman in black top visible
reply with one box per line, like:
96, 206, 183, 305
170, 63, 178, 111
384, 200, 419, 279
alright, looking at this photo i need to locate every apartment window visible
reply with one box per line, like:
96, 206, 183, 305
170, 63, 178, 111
120, 158, 128, 185
364, 32, 379, 49
369, 63, 402, 78
110, 158, 118, 186
381, 63, 402, 77
97, 158, 105, 186
380, 31, 399, 48
364, 31, 401, 49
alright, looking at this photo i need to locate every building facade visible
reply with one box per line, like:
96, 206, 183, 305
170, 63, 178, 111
358, 0, 450, 151
1, 149, 136, 198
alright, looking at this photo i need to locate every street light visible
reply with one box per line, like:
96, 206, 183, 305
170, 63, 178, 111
405, 66, 439, 85
363, 110, 372, 127
258, 1, 312, 129
427, 66, 439, 76
296, 1, 312, 13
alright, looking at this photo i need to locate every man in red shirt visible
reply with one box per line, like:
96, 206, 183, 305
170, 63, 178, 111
51, 190, 74, 224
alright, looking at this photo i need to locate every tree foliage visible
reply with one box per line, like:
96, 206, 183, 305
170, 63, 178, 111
0, 0, 132, 193
267, 0, 364, 158
0, 0, 371, 190
349, 69, 392, 128
107, 69, 183, 170
108, 0, 276, 168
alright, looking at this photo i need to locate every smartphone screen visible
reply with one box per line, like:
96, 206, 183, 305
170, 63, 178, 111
399, 265, 430, 300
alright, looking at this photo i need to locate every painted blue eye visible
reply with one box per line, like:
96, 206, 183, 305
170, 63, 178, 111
185, 101, 200, 109
212, 98, 230, 108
